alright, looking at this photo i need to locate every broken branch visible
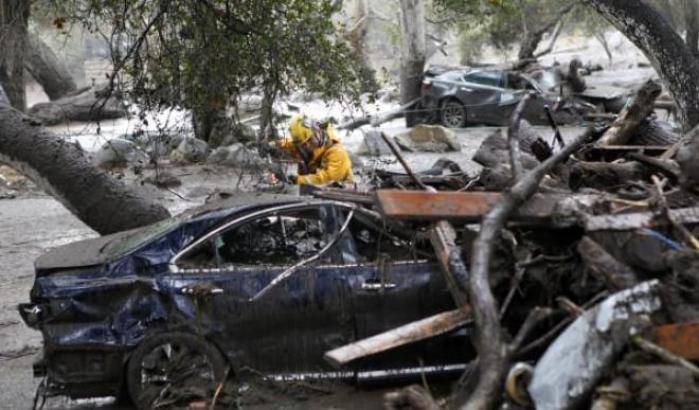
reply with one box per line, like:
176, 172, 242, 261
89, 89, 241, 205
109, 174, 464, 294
458, 128, 593, 410
508, 94, 533, 182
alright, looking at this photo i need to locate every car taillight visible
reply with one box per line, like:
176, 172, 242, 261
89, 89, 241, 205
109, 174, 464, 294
422, 80, 432, 91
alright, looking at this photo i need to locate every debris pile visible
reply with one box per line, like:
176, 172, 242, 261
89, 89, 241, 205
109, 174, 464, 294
312, 78, 699, 409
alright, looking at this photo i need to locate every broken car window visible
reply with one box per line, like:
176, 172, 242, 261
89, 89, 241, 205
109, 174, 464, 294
344, 211, 433, 264
176, 208, 332, 270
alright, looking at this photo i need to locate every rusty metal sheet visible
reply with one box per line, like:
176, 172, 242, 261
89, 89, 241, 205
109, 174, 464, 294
654, 322, 699, 360
375, 190, 566, 223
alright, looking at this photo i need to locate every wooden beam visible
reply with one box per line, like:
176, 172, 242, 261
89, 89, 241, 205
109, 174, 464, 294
653, 321, 699, 360
375, 190, 575, 223
429, 220, 469, 307
324, 308, 472, 368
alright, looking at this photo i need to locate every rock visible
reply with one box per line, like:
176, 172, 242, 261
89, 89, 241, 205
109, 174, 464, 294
394, 125, 461, 153
207, 143, 265, 169
121, 130, 179, 158
93, 138, 149, 168
238, 93, 263, 112
170, 138, 210, 164
357, 129, 392, 156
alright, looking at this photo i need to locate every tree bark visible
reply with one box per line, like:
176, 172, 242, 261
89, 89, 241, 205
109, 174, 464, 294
584, 0, 699, 128
684, 0, 699, 56
25, 33, 78, 101
0, 101, 170, 235
0, 0, 30, 111
399, 0, 426, 105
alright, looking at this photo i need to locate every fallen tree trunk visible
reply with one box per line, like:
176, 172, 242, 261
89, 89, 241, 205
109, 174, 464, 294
25, 33, 78, 101
336, 98, 420, 130
595, 79, 662, 146
0, 102, 170, 234
28, 84, 127, 125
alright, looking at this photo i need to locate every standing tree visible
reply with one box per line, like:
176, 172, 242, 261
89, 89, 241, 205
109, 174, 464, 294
399, 0, 426, 105
0, 0, 30, 111
584, 0, 699, 129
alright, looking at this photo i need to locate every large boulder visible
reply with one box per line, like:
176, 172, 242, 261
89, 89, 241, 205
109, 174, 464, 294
394, 125, 461, 152
170, 138, 210, 164
93, 138, 150, 168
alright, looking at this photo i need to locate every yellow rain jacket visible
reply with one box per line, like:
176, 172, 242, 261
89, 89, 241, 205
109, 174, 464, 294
276, 126, 354, 185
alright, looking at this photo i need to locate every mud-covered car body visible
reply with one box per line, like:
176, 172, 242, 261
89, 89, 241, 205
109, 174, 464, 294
418, 67, 596, 128
19, 195, 469, 399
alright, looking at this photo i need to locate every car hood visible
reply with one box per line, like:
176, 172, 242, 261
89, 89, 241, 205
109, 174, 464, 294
34, 229, 138, 272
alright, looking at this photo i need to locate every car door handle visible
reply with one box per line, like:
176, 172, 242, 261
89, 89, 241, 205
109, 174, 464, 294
179, 285, 224, 295
361, 281, 397, 291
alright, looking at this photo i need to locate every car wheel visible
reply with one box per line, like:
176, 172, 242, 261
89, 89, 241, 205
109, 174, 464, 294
440, 100, 467, 128
126, 332, 227, 410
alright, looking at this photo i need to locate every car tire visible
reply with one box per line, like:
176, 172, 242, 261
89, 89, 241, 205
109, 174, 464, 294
440, 99, 467, 128
126, 332, 227, 410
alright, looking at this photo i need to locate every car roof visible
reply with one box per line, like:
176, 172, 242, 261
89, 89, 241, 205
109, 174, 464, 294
34, 194, 321, 271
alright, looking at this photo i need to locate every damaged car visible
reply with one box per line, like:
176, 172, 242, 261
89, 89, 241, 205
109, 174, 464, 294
411, 66, 602, 128
19, 194, 471, 408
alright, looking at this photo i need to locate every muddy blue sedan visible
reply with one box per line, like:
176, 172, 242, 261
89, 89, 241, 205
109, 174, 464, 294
19, 194, 469, 408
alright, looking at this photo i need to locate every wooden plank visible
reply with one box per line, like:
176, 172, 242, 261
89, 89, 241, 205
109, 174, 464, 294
429, 220, 469, 307
324, 308, 472, 368
654, 322, 699, 360
375, 190, 565, 223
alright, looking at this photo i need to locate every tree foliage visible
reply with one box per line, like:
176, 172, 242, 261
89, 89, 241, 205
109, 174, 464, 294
44, 0, 363, 136
435, 0, 567, 53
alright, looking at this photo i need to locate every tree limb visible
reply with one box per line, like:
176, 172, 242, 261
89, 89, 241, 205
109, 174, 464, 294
457, 128, 594, 410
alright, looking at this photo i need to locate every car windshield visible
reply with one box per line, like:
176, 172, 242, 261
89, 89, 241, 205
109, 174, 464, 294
100, 215, 185, 258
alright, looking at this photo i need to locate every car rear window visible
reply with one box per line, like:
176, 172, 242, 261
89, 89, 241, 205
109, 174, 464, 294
100, 216, 184, 258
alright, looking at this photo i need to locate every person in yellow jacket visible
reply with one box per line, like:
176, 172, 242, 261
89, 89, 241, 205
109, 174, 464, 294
272, 115, 354, 185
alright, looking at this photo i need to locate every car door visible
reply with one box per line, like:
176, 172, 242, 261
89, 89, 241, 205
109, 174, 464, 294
461, 71, 505, 125
164, 203, 355, 375
332, 206, 471, 373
